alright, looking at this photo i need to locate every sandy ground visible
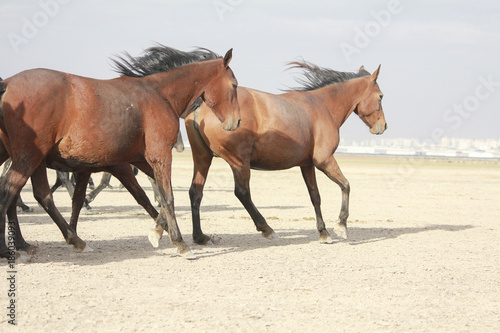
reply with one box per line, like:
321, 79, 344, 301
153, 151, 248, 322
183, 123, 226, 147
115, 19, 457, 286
1, 152, 499, 332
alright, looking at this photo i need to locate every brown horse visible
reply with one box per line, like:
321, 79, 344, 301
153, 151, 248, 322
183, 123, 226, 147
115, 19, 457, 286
169, 61, 386, 246
0, 47, 240, 259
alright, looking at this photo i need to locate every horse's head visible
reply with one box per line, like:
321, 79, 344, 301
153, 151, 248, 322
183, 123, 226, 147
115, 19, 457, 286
202, 49, 241, 131
354, 65, 387, 135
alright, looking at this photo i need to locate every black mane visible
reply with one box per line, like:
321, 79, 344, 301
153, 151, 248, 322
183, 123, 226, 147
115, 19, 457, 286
287, 60, 370, 91
111, 44, 220, 77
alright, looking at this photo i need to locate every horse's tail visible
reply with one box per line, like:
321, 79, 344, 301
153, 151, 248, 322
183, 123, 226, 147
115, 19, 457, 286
0, 77, 5, 95
0, 77, 6, 119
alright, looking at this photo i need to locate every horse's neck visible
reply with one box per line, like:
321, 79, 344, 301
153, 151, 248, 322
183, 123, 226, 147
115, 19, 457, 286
150, 61, 218, 117
314, 78, 367, 126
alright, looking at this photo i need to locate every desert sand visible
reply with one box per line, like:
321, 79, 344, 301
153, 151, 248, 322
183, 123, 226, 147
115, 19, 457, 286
1, 152, 499, 332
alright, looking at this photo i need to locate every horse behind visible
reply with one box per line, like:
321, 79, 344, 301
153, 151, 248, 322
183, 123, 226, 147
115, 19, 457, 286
178, 61, 387, 245
0, 47, 240, 259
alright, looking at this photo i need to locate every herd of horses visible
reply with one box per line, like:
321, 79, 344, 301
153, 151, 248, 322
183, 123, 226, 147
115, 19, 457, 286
0, 45, 386, 260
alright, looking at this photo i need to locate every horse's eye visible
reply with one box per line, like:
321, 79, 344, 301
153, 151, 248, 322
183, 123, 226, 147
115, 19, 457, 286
232, 84, 237, 90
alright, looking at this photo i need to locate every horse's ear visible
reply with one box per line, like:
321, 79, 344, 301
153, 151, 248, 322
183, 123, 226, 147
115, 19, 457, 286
359, 65, 365, 72
223, 48, 233, 68
372, 64, 381, 82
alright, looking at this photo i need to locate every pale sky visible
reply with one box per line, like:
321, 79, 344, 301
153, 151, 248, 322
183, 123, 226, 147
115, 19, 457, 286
1, 0, 499, 141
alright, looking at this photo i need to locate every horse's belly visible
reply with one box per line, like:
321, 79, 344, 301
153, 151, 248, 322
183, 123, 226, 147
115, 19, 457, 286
250, 151, 311, 171
54, 135, 139, 169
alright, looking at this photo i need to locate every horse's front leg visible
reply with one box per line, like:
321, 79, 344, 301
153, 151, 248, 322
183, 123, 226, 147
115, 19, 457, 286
317, 155, 350, 239
148, 152, 194, 259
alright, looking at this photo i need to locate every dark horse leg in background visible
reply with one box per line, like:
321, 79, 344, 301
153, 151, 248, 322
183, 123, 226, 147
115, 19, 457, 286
51, 171, 92, 209
85, 172, 112, 204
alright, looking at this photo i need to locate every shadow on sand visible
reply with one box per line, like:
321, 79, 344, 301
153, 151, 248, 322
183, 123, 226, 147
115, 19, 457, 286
15, 223, 474, 265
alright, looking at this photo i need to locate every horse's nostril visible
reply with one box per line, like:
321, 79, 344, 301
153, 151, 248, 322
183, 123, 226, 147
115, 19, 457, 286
237, 118, 242, 128
385, 123, 388, 130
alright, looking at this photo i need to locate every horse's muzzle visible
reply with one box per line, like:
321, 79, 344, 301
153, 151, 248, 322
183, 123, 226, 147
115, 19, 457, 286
370, 122, 387, 135
222, 117, 241, 131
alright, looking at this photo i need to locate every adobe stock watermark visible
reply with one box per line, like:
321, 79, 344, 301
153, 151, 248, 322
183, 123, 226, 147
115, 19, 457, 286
7, 0, 73, 55
6, 220, 17, 325
340, 0, 409, 63
213, 0, 244, 21
442, 74, 500, 131
384, 74, 499, 187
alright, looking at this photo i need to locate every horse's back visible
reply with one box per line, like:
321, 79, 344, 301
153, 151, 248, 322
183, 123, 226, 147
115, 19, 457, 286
3, 69, 72, 110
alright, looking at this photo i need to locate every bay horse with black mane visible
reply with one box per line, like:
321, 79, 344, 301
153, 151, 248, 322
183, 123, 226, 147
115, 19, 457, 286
185, 61, 386, 245
146, 60, 387, 246
0, 46, 240, 259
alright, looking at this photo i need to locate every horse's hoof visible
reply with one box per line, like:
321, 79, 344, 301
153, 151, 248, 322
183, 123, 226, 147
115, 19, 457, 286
194, 234, 214, 246
20, 206, 33, 213
319, 236, 334, 244
82, 245, 94, 252
75, 244, 93, 252
182, 251, 197, 260
334, 224, 348, 240
18, 244, 39, 255
15, 251, 32, 263
264, 231, 279, 240
148, 229, 161, 248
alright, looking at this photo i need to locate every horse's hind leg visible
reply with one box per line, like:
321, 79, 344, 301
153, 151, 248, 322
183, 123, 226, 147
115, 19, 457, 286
316, 156, 350, 239
300, 166, 333, 243
0, 157, 31, 212
30, 164, 90, 251
0, 162, 35, 258
231, 164, 276, 240
7, 194, 37, 253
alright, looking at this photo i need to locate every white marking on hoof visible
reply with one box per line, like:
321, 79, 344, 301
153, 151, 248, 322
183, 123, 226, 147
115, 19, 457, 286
320, 236, 334, 244
15, 252, 32, 263
82, 245, 94, 252
206, 240, 214, 246
182, 251, 197, 260
148, 229, 161, 248
265, 232, 279, 240
75, 244, 94, 252
334, 224, 348, 240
